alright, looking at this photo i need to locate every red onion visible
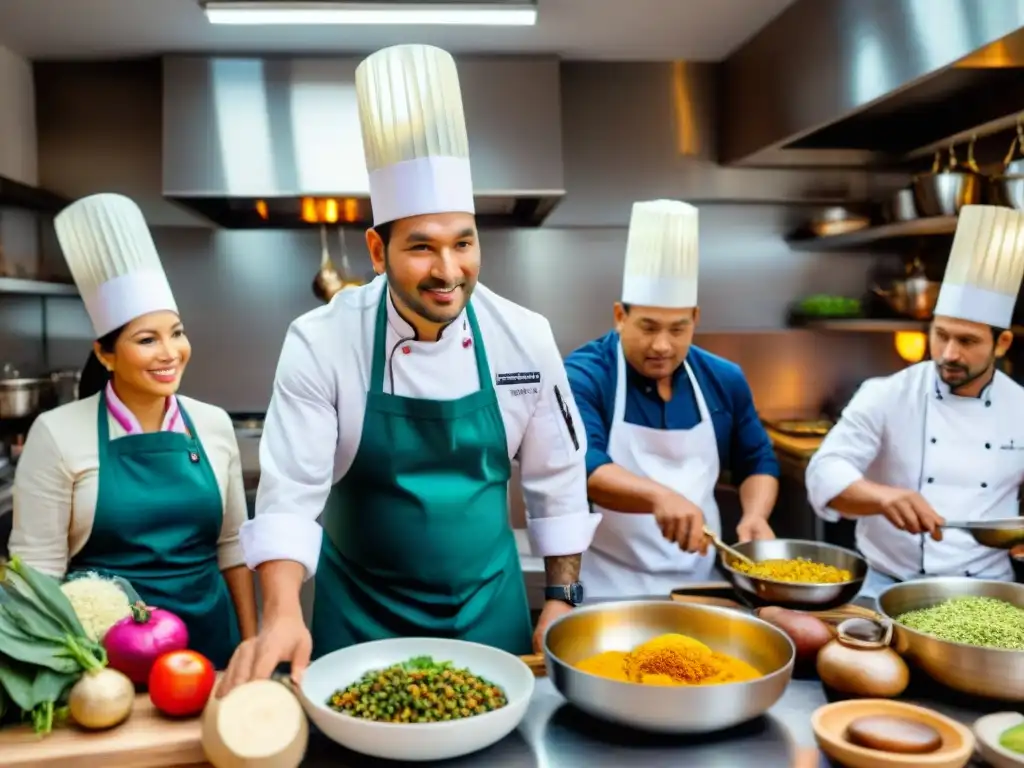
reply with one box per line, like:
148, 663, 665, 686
103, 601, 189, 684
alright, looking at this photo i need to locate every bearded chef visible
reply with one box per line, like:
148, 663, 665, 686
564, 200, 780, 598
219, 44, 598, 694
807, 205, 1024, 600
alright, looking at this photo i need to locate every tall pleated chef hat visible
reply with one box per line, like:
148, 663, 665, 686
935, 205, 1024, 328
621, 200, 700, 308
355, 44, 473, 226
55, 193, 177, 338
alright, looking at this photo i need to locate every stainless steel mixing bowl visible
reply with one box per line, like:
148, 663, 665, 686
878, 578, 1024, 701
720, 539, 867, 611
543, 600, 795, 733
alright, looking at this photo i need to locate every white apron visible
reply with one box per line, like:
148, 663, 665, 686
581, 344, 721, 598
858, 370, 1017, 581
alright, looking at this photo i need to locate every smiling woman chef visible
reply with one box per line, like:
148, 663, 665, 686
219, 44, 598, 694
9, 193, 256, 667
807, 205, 1024, 599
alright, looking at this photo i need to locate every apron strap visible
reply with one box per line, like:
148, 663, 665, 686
177, 401, 201, 453
369, 283, 492, 393
465, 302, 491, 390
97, 388, 112, 445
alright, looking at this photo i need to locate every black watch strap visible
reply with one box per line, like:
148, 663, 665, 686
544, 582, 584, 606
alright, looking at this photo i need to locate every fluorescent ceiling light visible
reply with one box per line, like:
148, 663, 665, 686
203, 2, 537, 26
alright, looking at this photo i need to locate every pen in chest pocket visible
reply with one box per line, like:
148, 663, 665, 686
553, 385, 580, 451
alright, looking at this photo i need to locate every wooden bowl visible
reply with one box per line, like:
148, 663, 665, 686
811, 699, 975, 768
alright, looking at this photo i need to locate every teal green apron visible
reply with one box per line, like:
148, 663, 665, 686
68, 391, 241, 670
311, 287, 532, 658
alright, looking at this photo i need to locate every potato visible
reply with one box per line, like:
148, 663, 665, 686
755, 607, 834, 662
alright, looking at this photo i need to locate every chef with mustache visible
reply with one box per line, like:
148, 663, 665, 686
564, 200, 780, 598
807, 205, 1024, 599
219, 44, 598, 694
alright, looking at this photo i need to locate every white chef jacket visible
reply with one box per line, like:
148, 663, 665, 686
806, 361, 1024, 581
11, 393, 247, 578
241, 275, 600, 580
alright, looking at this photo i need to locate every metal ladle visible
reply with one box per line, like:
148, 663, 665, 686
312, 224, 345, 303
703, 526, 755, 567
335, 227, 364, 292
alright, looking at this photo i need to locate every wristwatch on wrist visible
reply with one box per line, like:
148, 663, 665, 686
544, 582, 584, 607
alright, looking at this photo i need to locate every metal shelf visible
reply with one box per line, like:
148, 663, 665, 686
799, 319, 927, 332
799, 318, 1024, 335
786, 216, 958, 251
0, 277, 78, 297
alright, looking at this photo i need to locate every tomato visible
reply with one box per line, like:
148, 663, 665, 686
148, 650, 215, 717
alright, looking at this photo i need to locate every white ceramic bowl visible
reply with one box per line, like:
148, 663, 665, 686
974, 712, 1024, 768
297, 637, 535, 761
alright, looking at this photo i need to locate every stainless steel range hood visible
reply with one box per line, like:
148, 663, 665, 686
720, 0, 1024, 165
162, 56, 565, 228
0, 175, 66, 212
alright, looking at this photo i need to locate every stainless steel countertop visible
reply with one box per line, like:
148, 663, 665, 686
298, 673, 996, 767
297, 594, 1001, 767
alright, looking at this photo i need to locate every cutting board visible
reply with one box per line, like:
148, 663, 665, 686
0, 694, 209, 768
1, 654, 549, 767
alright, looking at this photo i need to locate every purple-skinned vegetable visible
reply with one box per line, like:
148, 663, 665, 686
103, 602, 189, 685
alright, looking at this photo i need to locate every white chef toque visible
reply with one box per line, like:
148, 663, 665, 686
55, 193, 177, 338
935, 205, 1024, 328
355, 44, 473, 226
621, 199, 700, 308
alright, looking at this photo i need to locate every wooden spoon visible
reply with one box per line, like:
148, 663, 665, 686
703, 526, 755, 567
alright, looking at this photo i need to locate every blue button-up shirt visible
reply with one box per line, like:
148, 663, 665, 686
564, 331, 780, 484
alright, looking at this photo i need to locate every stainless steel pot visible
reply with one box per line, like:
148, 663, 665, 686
912, 143, 983, 217
0, 378, 49, 419
882, 188, 917, 222
990, 174, 1024, 210
49, 369, 80, 405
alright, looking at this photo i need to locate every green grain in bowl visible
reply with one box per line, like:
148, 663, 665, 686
895, 596, 1024, 650
327, 655, 508, 723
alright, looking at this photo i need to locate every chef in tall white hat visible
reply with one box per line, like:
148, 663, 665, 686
11, 193, 255, 666
808, 205, 1024, 600
221, 44, 597, 693
564, 200, 780, 598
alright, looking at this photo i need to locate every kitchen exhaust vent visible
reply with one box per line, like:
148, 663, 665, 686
162, 55, 565, 227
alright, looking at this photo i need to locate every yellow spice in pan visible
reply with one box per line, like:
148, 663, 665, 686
732, 557, 851, 584
575, 633, 762, 686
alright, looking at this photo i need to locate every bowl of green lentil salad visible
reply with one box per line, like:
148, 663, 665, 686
878, 578, 1024, 701
297, 637, 535, 761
